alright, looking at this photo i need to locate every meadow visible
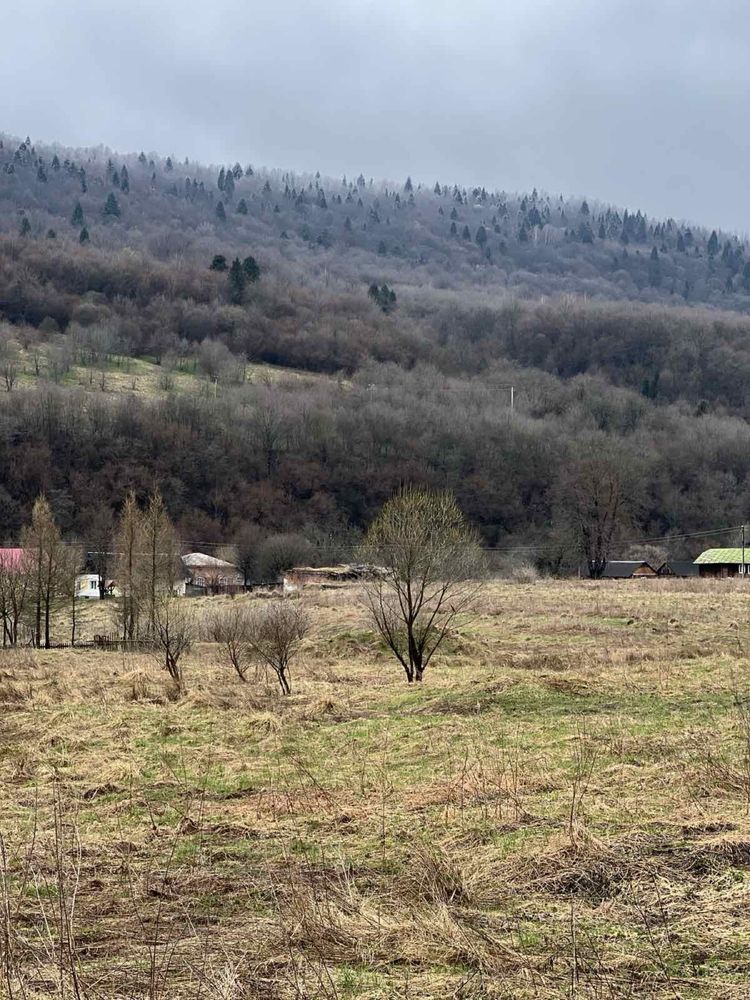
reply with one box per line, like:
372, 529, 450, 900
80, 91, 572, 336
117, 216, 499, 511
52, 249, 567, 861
2, 579, 750, 999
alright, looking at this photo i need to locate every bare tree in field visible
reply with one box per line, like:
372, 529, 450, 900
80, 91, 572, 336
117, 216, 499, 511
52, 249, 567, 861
210, 604, 253, 681
141, 490, 180, 638
557, 444, 639, 579
115, 491, 144, 641
363, 488, 484, 683
245, 601, 310, 695
152, 595, 194, 693
21, 495, 71, 648
0, 552, 31, 647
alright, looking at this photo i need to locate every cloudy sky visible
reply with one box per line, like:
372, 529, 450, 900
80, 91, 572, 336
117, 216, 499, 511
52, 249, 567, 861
4, 0, 748, 231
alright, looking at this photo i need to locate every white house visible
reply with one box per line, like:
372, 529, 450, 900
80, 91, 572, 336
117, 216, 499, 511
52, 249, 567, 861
75, 573, 102, 599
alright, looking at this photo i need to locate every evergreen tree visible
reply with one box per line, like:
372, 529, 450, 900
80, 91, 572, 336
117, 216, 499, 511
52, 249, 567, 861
580, 199, 590, 215
224, 170, 235, 199
461, 225, 471, 240
707, 230, 719, 256
228, 257, 246, 304
79, 226, 90, 244
46, 229, 56, 239
215, 201, 227, 222
210, 254, 228, 272
242, 256, 261, 282
404, 176, 413, 192
165, 156, 174, 172
120, 165, 129, 193
378, 240, 387, 255
51, 154, 60, 171
103, 193, 121, 217
36, 165, 47, 182
19, 216, 31, 237
648, 246, 662, 287
475, 225, 487, 247
236, 198, 248, 215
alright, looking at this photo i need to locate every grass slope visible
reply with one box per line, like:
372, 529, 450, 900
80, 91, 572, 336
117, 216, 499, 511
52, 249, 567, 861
2, 580, 750, 998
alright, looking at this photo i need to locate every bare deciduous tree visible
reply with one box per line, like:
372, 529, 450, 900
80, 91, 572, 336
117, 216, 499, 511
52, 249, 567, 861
244, 601, 310, 695
152, 595, 194, 693
363, 488, 483, 683
210, 604, 253, 682
556, 443, 639, 579
21, 496, 72, 648
0, 551, 31, 647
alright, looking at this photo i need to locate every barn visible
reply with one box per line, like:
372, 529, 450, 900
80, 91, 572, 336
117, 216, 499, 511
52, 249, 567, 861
694, 548, 750, 578
601, 560, 657, 579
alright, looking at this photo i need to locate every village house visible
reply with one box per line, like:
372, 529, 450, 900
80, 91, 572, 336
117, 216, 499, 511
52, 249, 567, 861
181, 552, 244, 594
601, 560, 657, 579
694, 548, 750, 578
282, 564, 380, 592
657, 560, 699, 578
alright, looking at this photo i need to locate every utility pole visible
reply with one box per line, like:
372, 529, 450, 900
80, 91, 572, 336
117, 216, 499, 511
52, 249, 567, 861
741, 523, 746, 577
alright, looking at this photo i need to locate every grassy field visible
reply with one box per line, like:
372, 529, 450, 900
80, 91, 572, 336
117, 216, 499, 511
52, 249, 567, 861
12, 351, 331, 398
2, 579, 750, 998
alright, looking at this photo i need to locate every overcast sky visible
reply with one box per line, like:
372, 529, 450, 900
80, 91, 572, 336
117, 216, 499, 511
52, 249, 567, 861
4, 0, 748, 231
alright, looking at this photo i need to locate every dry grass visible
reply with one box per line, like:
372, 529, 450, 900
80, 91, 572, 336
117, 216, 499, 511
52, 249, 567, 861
2, 579, 750, 998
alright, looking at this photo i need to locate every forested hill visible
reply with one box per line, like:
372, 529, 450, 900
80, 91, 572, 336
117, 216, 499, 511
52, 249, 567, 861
2, 131, 749, 308
2, 130, 750, 571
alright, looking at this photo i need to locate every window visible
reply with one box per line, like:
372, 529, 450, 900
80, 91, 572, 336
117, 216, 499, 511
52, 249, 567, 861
90, 580, 97, 590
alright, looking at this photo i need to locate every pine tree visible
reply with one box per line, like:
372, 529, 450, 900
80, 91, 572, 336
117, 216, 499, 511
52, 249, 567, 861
242, 256, 260, 282
51, 154, 60, 171
120, 165, 129, 193
19, 216, 31, 237
475, 225, 487, 247
215, 201, 227, 222
79, 226, 90, 244
71, 201, 84, 226
103, 193, 121, 217
648, 246, 662, 287
46, 229, 56, 239
462, 225, 471, 240
236, 198, 248, 215
210, 254, 228, 272
228, 257, 246, 303
165, 156, 173, 172
580, 199, 590, 216
707, 230, 719, 256
404, 176, 413, 192
224, 170, 235, 199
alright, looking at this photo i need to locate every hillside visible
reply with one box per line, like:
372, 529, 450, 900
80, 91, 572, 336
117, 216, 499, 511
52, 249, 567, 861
2, 131, 750, 566
2, 132, 749, 308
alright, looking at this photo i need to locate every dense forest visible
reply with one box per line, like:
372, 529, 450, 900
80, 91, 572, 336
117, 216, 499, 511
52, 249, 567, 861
2, 130, 750, 573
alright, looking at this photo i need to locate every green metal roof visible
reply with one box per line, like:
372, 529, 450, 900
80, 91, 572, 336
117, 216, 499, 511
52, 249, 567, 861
694, 548, 748, 564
